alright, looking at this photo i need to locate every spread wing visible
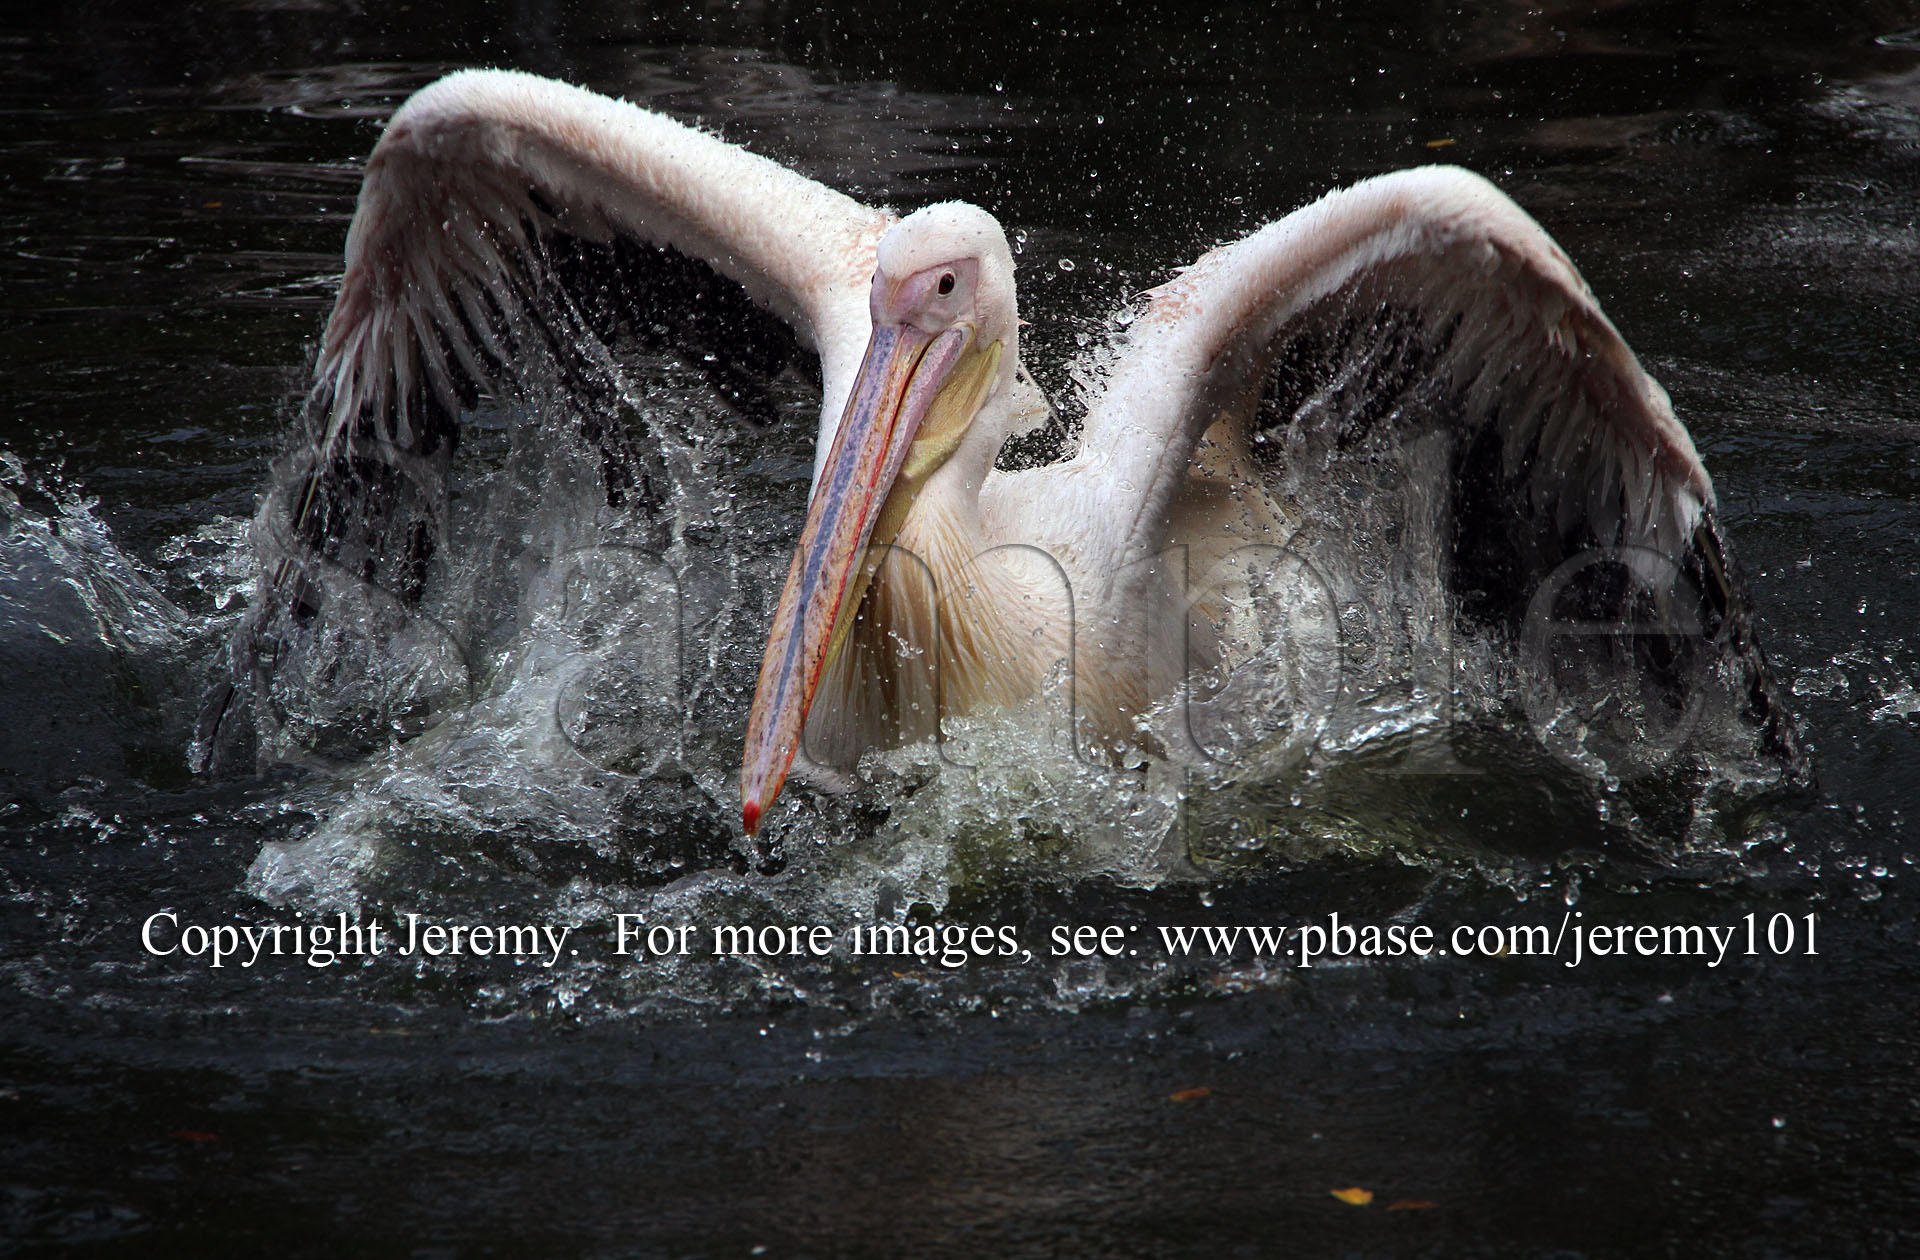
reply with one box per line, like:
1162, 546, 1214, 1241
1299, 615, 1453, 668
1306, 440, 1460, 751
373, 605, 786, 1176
1078, 166, 1795, 767
197, 69, 889, 768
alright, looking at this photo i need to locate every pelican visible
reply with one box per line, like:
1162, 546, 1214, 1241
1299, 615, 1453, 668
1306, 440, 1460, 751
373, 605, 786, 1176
218, 69, 1793, 833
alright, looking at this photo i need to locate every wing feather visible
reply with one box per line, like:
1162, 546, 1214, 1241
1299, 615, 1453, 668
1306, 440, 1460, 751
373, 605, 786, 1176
1086, 168, 1703, 574
1077, 166, 1795, 764
198, 70, 889, 769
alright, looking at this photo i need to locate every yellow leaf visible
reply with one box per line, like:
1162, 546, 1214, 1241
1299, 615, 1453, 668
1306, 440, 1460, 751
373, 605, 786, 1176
1168, 1086, 1212, 1102
1330, 1187, 1374, 1206
1424, 138, 1456, 148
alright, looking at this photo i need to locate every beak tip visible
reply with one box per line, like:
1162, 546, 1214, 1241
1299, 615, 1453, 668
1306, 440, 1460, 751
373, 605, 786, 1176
742, 800, 761, 836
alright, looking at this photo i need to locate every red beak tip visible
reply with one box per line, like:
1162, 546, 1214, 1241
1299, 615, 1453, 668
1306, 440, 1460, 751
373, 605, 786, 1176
742, 801, 761, 836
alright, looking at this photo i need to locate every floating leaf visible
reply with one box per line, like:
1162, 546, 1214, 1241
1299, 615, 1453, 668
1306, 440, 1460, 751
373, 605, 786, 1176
1425, 138, 1456, 148
1168, 1086, 1212, 1102
1330, 1186, 1374, 1206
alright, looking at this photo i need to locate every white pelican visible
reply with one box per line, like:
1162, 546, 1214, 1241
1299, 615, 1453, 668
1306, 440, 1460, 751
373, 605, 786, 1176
222, 69, 1793, 832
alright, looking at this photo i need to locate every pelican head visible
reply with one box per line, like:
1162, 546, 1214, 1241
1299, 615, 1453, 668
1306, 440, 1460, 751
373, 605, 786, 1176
741, 203, 1018, 834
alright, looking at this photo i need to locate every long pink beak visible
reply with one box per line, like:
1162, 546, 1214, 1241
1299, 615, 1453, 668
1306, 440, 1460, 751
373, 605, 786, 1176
740, 321, 969, 834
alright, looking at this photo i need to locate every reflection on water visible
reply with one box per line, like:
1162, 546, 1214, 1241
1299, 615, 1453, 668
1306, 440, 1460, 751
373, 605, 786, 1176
4, 0, 1920, 1252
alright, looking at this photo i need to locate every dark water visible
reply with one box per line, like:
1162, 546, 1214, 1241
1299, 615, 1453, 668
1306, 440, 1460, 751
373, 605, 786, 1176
5, 1, 1920, 1254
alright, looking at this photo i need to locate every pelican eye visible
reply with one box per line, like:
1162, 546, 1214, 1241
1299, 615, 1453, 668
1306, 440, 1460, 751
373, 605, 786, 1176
937, 271, 956, 296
